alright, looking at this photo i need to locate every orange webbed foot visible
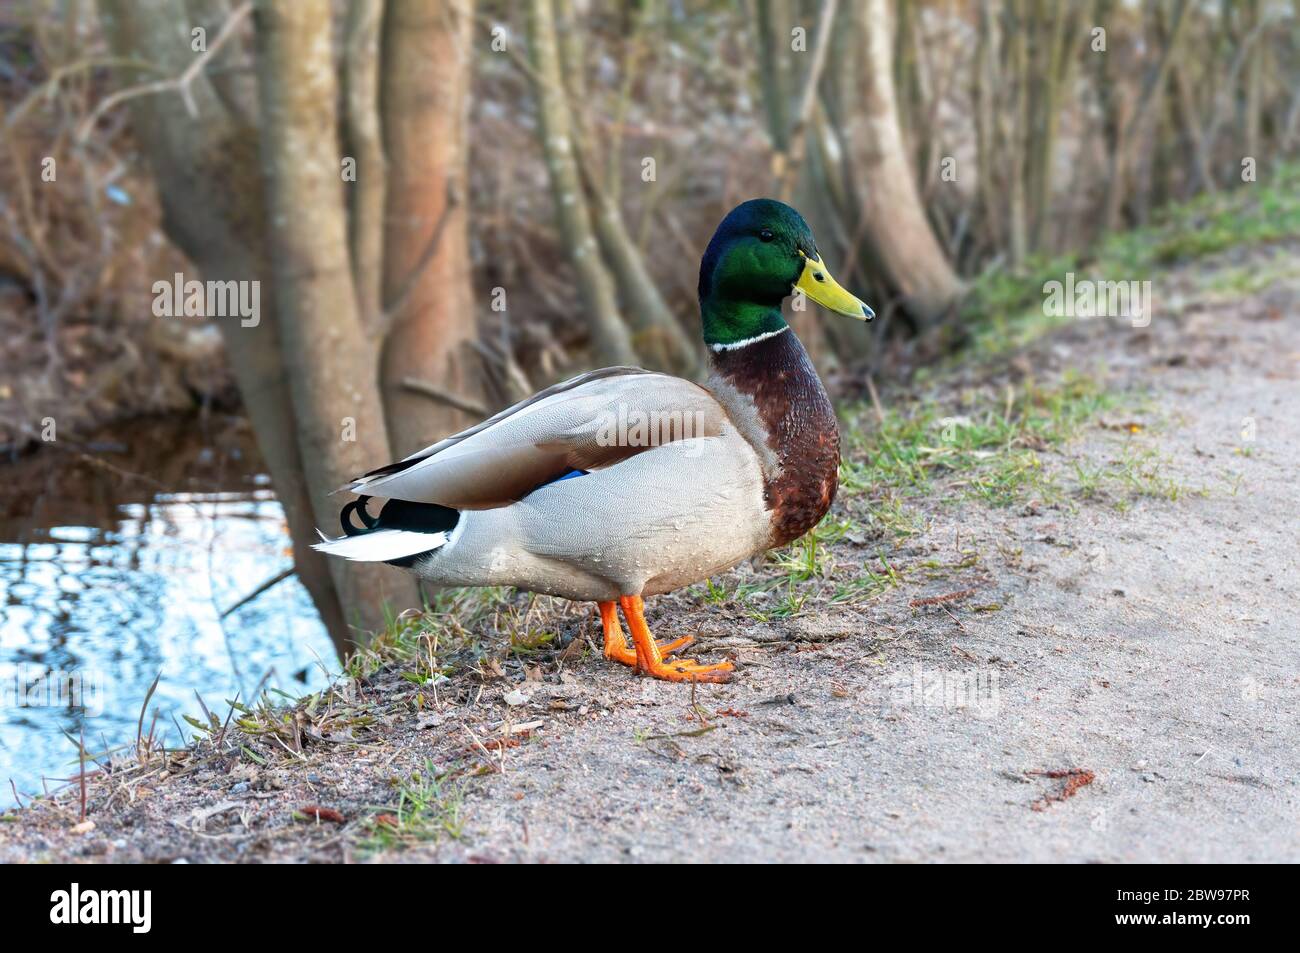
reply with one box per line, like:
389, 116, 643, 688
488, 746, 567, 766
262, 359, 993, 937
616, 596, 734, 683
599, 602, 696, 666
637, 656, 734, 683
656, 634, 695, 657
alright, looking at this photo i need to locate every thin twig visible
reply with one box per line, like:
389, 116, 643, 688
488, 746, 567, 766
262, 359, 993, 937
4, 56, 161, 131
865, 374, 886, 425
909, 587, 978, 608
78, 728, 87, 823
74, 1, 253, 142
220, 568, 296, 619
400, 378, 490, 418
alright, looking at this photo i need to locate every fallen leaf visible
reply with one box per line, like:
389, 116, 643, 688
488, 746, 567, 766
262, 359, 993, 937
296, 804, 345, 824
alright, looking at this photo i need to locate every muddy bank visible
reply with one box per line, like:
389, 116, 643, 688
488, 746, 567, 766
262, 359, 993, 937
0, 280, 238, 455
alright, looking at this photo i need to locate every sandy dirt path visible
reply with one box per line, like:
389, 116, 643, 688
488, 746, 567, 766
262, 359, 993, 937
446, 260, 1300, 863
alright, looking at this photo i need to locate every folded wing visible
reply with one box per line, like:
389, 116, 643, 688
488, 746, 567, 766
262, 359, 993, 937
348, 367, 728, 509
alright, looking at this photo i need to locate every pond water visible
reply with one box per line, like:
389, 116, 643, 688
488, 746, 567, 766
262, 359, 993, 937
0, 415, 336, 806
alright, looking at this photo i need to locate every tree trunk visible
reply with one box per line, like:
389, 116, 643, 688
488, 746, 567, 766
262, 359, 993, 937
343, 0, 387, 329
254, 0, 416, 639
755, 0, 795, 156
972, 0, 1003, 257
1172, 60, 1217, 196
1003, 0, 1029, 265
553, 0, 700, 375
1102, 0, 1189, 232
587, 189, 702, 375
100, 0, 360, 656
1241, 0, 1263, 165
775, 0, 838, 203
1026, 1, 1075, 251
527, 0, 638, 367
853, 0, 963, 326
379, 0, 480, 457
751, 0, 847, 364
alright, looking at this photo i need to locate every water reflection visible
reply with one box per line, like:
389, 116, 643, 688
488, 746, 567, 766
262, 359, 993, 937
0, 415, 335, 804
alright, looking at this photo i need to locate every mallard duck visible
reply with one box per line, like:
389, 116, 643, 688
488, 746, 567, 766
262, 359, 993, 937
316, 199, 873, 682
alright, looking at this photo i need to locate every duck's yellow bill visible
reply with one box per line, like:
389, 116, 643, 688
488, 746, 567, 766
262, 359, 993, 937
796, 254, 874, 320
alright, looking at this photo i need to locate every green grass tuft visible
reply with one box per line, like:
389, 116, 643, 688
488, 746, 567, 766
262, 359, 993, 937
840, 373, 1119, 510
364, 760, 465, 851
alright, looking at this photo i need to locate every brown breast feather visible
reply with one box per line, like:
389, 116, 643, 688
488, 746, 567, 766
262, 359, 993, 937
709, 330, 840, 548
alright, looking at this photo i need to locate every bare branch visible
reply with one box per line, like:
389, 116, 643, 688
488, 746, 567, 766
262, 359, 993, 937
75, 1, 252, 142
400, 378, 490, 418
220, 568, 295, 619
343, 0, 387, 329
777, 0, 839, 201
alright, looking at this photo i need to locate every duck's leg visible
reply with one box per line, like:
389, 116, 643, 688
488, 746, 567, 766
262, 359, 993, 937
599, 600, 693, 666
599, 601, 636, 665
617, 596, 733, 683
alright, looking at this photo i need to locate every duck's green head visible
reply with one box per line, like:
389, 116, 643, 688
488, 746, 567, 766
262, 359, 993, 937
698, 198, 873, 350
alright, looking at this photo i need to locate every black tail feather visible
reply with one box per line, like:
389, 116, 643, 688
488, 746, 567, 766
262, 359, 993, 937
340, 496, 380, 536
337, 496, 461, 568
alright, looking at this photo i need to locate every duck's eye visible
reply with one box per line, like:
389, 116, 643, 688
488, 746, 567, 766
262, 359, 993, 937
758, 228, 775, 243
